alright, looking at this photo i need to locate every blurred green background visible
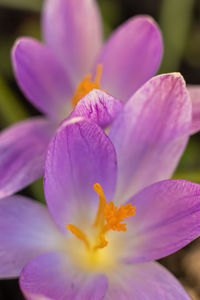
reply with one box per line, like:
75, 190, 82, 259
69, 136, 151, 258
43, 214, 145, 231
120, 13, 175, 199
0, 0, 200, 299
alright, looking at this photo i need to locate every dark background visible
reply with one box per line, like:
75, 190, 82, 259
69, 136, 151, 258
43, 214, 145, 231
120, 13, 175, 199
0, 0, 200, 299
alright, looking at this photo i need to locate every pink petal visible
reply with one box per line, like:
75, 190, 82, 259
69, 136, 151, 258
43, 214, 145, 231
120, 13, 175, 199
122, 179, 200, 263
12, 38, 73, 121
20, 252, 107, 300
105, 262, 190, 300
109, 73, 191, 203
187, 85, 200, 134
70, 89, 123, 128
97, 16, 163, 101
0, 117, 55, 199
42, 0, 103, 85
0, 196, 65, 278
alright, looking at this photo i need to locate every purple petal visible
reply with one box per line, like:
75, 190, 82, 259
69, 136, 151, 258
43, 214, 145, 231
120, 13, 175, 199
0, 196, 65, 278
97, 16, 163, 101
12, 38, 73, 120
70, 89, 123, 128
106, 262, 190, 299
44, 118, 117, 234
187, 85, 200, 134
0, 117, 55, 199
109, 73, 191, 203
20, 252, 107, 300
42, 0, 103, 85
122, 179, 200, 263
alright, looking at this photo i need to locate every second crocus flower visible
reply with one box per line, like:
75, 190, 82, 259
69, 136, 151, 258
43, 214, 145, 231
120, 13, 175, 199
0, 0, 163, 198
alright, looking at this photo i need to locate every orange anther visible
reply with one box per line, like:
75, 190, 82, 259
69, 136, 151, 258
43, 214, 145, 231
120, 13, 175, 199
104, 202, 136, 232
72, 64, 103, 108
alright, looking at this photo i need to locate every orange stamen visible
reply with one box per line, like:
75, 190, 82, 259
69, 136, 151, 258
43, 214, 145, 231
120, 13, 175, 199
104, 202, 136, 232
66, 183, 135, 252
93, 183, 106, 228
93, 184, 136, 250
72, 64, 103, 108
66, 224, 90, 249
94, 233, 108, 251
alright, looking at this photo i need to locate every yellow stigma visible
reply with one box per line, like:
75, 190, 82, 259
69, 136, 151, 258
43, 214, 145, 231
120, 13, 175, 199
72, 64, 103, 108
67, 183, 135, 253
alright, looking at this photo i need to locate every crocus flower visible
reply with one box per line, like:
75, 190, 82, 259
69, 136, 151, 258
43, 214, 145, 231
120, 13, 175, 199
0, 73, 200, 299
0, 0, 163, 199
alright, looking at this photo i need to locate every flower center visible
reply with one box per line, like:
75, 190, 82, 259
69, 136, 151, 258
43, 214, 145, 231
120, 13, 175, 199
67, 183, 136, 253
72, 64, 103, 108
